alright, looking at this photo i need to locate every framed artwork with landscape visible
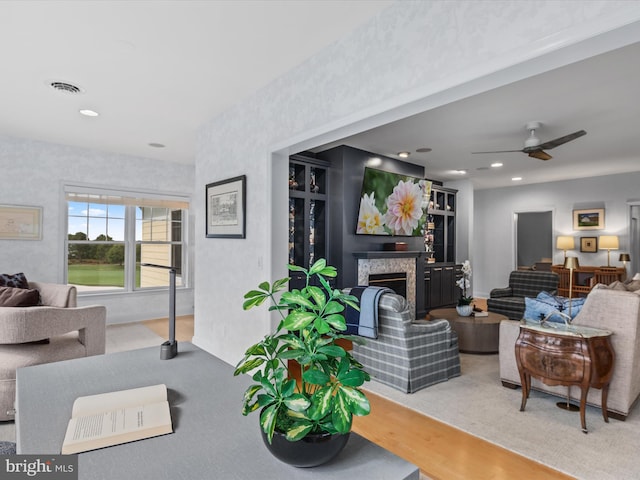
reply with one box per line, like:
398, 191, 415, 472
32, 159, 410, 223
205, 175, 246, 238
573, 208, 604, 231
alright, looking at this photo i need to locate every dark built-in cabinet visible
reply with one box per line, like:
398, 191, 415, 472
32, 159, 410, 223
424, 263, 462, 311
288, 154, 329, 289
423, 184, 460, 312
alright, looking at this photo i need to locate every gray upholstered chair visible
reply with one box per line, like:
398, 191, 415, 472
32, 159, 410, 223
487, 270, 559, 320
350, 291, 460, 393
0, 282, 106, 421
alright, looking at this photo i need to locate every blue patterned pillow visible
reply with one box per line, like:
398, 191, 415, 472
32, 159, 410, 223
524, 292, 585, 323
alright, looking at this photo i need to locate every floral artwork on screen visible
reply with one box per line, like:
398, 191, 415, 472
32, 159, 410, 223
356, 167, 431, 237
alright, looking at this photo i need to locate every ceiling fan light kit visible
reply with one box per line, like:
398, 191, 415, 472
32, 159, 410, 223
472, 121, 586, 161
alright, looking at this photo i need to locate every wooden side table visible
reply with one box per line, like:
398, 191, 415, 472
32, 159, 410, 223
515, 321, 615, 433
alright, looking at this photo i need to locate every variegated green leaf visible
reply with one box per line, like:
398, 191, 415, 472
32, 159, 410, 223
323, 301, 344, 315
233, 357, 264, 376
260, 404, 278, 444
281, 291, 316, 310
272, 277, 291, 291
283, 393, 311, 412
338, 368, 366, 387
339, 386, 370, 416
317, 345, 345, 358
287, 264, 307, 273
278, 348, 305, 360
286, 422, 314, 441
260, 376, 277, 397
324, 313, 346, 330
331, 389, 352, 433
282, 310, 316, 330
314, 317, 331, 335
281, 378, 297, 397
307, 286, 326, 309
242, 384, 262, 404
302, 368, 330, 385
308, 258, 327, 275
308, 386, 333, 420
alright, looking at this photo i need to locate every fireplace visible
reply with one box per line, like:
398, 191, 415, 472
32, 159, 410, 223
355, 252, 418, 319
368, 272, 407, 298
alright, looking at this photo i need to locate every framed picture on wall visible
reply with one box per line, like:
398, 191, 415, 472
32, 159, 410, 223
0, 204, 43, 240
580, 236, 597, 253
205, 175, 246, 238
573, 208, 605, 230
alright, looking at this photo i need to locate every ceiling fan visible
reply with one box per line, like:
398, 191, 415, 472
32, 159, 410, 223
472, 121, 587, 160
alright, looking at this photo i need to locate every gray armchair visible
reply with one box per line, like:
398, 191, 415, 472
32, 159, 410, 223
0, 282, 106, 421
487, 270, 559, 320
350, 291, 460, 393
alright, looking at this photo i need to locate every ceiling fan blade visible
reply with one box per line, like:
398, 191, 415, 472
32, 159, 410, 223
528, 150, 552, 161
471, 149, 524, 154
536, 130, 586, 150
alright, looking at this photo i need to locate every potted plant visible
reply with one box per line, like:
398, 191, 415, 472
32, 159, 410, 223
234, 259, 371, 467
455, 260, 473, 316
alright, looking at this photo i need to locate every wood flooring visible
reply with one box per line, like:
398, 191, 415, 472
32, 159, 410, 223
141, 312, 574, 480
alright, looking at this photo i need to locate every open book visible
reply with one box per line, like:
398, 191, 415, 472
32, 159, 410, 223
61, 384, 173, 454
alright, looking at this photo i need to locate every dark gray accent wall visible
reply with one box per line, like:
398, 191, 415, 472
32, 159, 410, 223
317, 145, 426, 288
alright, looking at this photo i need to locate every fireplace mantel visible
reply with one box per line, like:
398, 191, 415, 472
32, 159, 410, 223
353, 251, 424, 259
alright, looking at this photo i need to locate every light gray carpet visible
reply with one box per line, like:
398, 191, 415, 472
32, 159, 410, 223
0, 322, 164, 444
363, 353, 640, 480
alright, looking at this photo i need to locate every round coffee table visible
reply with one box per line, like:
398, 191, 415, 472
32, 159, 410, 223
429, 308, 507, 354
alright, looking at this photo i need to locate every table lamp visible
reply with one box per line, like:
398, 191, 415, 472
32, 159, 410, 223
558, 254, 581, 414
620, 253, 631, 278
598, 235, 619, 267
564, 256, 579, 312
556, 236, 575, 261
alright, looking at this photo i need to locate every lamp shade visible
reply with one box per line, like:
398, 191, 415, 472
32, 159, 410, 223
564, 256, 580, 269
556, 236, 575, 250
599, 235, 619, 250
619, 253, 631, 262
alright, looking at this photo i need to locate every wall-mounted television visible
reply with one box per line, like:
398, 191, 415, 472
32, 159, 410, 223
356, 167, 431, 236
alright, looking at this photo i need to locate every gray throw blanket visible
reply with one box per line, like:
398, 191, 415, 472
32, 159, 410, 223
344, 286, 393, 339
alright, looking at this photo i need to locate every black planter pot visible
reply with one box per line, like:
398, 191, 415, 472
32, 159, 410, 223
260, 428, 350, 468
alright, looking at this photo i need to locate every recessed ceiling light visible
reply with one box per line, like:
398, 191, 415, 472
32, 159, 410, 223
491, 162, 503, 168
416, 147, 432, 153
456, 170, 467, 175
397, 151, 410, 158
512, 176, 523, 181
148, 143, 166, 148
79, 109, 99, 117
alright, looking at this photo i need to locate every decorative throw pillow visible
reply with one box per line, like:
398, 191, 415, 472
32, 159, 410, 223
608, 281, 629, 291
523, 292, 585, 324
0, 286, 40, 307
623, 279, 640, 292
0, 272, 29, 289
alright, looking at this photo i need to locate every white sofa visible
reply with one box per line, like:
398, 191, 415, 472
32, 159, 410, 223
0, 282, 106, 421
499, 285, 640, 420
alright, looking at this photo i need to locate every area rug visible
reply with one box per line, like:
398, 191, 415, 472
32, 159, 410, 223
363, 353, 639, 480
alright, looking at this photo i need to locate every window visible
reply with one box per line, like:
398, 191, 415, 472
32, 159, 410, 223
65, 186, 189, 293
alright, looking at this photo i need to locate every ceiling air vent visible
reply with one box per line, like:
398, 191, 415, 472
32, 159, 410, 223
49, 81, 84, 94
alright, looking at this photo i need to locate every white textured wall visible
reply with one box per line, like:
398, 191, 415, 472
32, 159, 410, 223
474, 171, 640, 298
194, 1, 640, 365
0, 134, 195, 323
